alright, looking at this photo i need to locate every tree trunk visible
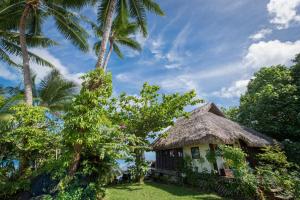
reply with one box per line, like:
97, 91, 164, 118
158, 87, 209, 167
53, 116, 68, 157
95, 0, 116, 69
19, 154, 30, 176
68, 143, 82, 176
135, 149, 145, 184
19, 4, 33, 105
103, 41, 113, 72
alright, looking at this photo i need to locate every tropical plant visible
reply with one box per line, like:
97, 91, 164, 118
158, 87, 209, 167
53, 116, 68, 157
93, 21, 141, 71
36, 70, 77, 112
95, 0, 164, 68
60, 68, 139, 198
238, 65, 300, 142
256, 144, 300, 199
0, 104, 59, 198
110, 83, 201, 183
0, 0, 89, 105
0, 70, 77, 113
218, 145, 258, 198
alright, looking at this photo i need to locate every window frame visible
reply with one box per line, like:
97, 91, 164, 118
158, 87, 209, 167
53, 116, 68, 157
190, 147, 200, 159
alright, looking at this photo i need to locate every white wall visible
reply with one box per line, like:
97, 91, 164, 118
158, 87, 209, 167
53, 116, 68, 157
183, 144, 225, 174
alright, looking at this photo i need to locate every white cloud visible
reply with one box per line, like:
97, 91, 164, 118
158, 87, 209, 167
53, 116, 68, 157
249, 28, 272, 41
244, 40, 300, 68
212, 79, 250, 98
30, 49, 84, 85
116, 73, 130, 82
164, 63, 181, 69
267, 0, 300, 29
0, 65, 18, 81
212, 39, 300, 98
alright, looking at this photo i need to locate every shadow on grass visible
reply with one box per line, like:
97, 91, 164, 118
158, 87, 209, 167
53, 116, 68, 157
108, 183, 143, 192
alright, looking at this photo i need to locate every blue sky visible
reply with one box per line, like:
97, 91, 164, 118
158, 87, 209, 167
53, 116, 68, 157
1, 0, 300, 108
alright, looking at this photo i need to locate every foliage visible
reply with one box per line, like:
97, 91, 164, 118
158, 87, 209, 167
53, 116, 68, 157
110, 83, 201, 182
238, 64, 300, 142
0, 104, 59, 198
256, 144, 300, 199
97, 0, 164, 37
93, 20, 142, 69
218, 145, 258, 198
221, 106, 239, 122
60, 68, 139, 198
0, 0, 89, 52
282, 139, 300, 165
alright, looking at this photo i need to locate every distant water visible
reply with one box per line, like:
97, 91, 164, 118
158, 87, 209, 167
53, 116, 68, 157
117, 151, 156, 170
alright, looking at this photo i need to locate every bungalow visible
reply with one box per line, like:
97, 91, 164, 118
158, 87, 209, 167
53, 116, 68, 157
151, 103, 273, 176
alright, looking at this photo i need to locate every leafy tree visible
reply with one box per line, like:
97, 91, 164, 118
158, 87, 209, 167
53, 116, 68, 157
95, 0, 164, 68
110, 83, 201, 183
239, 65, 300, 141
93, 21, 141, 71
61, 69, 138, 198
0, 104, 59, 197
221, 106, 239, 122
0, 0, 89, 105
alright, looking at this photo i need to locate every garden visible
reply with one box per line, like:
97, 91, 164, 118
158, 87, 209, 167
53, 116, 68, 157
0, 0, 300, 200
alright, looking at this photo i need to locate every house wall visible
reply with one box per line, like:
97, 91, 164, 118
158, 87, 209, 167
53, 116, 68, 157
183, 143, 226, 174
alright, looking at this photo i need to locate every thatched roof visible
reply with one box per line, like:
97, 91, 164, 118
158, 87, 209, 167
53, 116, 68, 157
152, 103, 273, 150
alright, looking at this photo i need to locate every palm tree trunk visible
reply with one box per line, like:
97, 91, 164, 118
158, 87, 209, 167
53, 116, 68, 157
103, 41, 113, 72
19, 4, 33, 105
95, 0, 117, 69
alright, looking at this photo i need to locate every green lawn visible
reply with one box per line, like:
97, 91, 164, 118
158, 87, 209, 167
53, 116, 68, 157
105, 182, 226, 200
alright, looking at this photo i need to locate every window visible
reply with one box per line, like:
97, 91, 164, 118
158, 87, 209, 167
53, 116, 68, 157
191, 147, 200, 159
169, 150, 175, 158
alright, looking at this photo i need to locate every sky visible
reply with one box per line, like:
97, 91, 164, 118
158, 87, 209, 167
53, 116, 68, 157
1, 0, 300, 108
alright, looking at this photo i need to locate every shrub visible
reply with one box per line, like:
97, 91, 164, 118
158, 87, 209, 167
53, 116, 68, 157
256, 144, 300, 199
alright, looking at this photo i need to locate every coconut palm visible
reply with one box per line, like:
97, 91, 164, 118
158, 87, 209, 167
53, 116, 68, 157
2, 70, 77, 113
93, 21, 141, 71
0, 0, 89, 105
95, 0, 164, 69
36, 69, 77, 112
0, 29, 56, 67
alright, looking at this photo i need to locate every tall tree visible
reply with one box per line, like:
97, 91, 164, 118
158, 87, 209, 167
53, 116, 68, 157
0, 0, 89, 105
110, 83, 201, 183
93, 21, 141, 71
95, 0, 164, 69
239, 65, 300, 141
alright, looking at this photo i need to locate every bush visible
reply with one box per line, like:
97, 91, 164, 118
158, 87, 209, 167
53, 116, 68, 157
256, 144, 300, 199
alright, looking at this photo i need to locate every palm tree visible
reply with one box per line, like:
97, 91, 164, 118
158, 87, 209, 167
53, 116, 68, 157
36, 69, 77, 112
95, 0, 164, 69
0, 29, 56, 67
93, 21, 141, 71
0, 0, 89, 105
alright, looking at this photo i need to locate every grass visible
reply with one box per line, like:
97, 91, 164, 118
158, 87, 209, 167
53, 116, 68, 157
105, 182, 226, 200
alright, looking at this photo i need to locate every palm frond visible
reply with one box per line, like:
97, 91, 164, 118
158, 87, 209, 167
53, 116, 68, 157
128, 0, 147, 36
46, 2, 89, 52
1, 39, 54, 68
112, 43, 123, 59
117, 37, 141, 51
115, 0, 129, 26
97, 0, 112, 28
38, 69, 77, 111
141, 0, 164, 16
93, 41, 101, 56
